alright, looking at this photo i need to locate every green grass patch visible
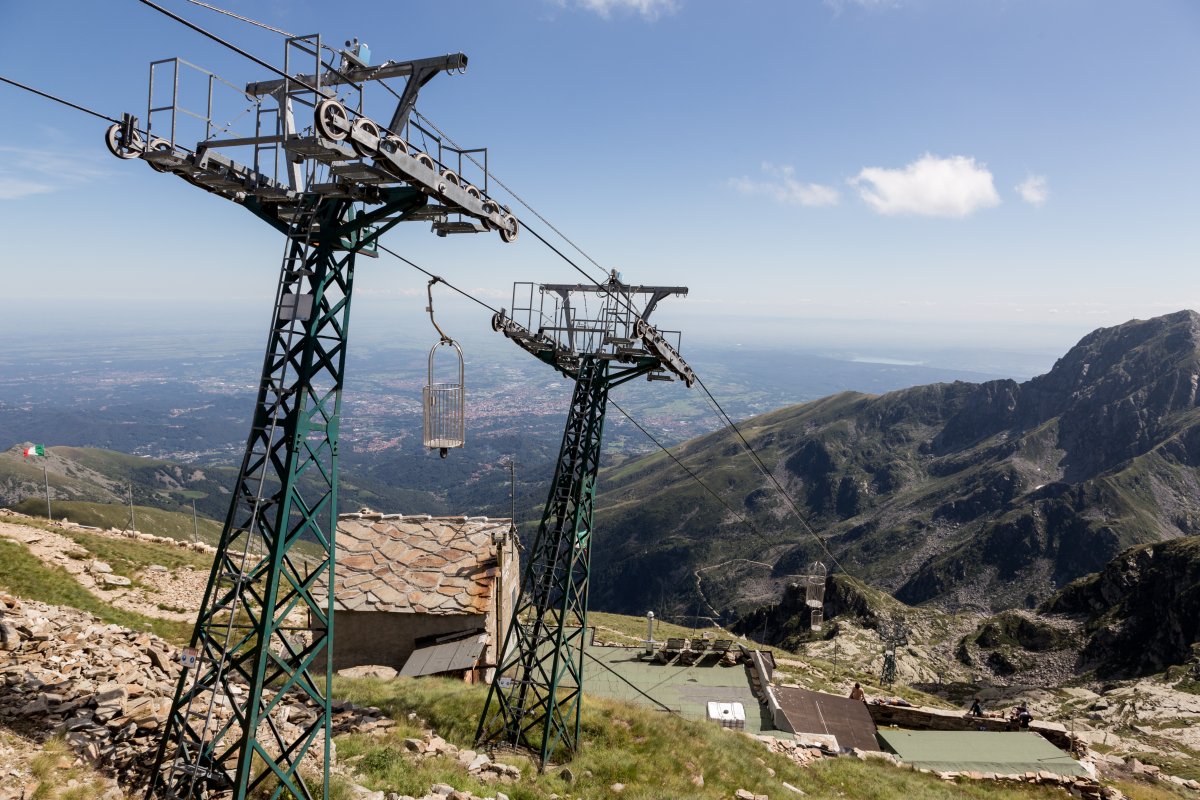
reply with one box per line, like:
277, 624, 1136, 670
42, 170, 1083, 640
1124, 748, 1200, 782
1115, 777, 1198, 800
0, 538, 192, 644
328, 675, 1068, 800
28, 736, 111, 800
62, 528, 212, 575
9, 499, 225, 546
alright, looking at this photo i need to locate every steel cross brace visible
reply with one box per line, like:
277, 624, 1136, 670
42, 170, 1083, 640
145, 190, 424, 800
476, 355, 657, 766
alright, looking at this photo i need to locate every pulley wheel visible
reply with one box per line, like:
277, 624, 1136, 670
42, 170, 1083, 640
440, 169, 460, 187
145, 137, 173, 172
350, 117, 380, 158
105, 123, 141, 159
500, 214, 519, 243
315, 99, 349, 141
481, 199, 500, 229
380, 134, 406, 157
464, 183, 481, 200
415, 152, 435, 170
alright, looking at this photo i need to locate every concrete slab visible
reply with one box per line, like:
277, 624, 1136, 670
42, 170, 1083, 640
581, 645, 773, 734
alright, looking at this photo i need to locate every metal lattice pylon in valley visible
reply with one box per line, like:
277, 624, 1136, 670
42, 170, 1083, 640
878, 615, 909, 687
104, 31, 515, 800
476, 272, 695, 767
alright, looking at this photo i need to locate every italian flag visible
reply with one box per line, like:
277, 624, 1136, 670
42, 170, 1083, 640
23, 445, 45, 458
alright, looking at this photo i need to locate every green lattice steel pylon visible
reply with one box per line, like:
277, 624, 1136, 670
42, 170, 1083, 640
476, 355, 611, 764
145, 189, 423, 800
477, 275, 695, 767
106, 34, 515, 799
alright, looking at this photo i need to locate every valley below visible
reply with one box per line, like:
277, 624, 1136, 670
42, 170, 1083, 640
2, 507, 1199, 799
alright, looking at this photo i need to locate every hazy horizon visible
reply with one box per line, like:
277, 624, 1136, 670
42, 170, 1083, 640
4, 293, 1183, 382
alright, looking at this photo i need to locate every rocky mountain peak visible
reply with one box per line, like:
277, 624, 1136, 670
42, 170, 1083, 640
591, 310, 1200, 616
1027, 309, 1200, 412
1023, 310, 1200, 480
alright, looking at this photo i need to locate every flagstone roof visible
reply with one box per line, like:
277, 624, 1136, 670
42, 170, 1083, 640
328, 510, 513, 616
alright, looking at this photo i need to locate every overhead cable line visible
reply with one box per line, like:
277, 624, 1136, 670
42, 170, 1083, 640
140, 0, 867, 595
608, 398, 778, 546
171, 0, 611, 285
407, 110, 857, 590
409, 109, 610, 282
692, 373, 869, 590
0, 75, 119, 123
376, 243, 500, 315
376, 247, 774, 557
184, 0, 294, 37
378, 121, 860, 588
135, 0, 360, 116
182, 0, 356, 82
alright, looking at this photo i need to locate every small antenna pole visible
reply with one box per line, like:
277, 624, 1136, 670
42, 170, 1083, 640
508, 458, 516, 524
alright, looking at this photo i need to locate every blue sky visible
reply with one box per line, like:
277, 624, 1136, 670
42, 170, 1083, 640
1, 0, 1197, 356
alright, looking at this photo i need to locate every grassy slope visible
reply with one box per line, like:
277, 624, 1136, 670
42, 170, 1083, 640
592, 368, 1200, 617
0, 537, 191, 643
59, 527, 214, 575
0, 511, 1174, 798
9, 499, 225, 546
332, 675, 1068, 800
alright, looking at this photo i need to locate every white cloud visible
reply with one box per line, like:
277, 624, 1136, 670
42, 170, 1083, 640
850, 154, 1000, 217
568, 0, 679, 20
0, 177, 55, 200
825, 0, 901, 13
1016, 174, 1049, 207
0, 145, 109, 201
730, 162, 839, 207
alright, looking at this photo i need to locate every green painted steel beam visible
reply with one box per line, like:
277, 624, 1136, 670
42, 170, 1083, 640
144, 191, 425, 800
476, 354, 660, 767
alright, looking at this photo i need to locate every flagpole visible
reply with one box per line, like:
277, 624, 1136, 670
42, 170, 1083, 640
43, 463, 51, 520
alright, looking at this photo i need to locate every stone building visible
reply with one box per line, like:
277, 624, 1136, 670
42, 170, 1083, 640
317, 509, 520, 681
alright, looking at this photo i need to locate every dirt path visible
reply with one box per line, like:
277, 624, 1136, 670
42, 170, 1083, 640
0, 516, 207, 622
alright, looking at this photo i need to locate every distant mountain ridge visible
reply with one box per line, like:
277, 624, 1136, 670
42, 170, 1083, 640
589, 310, 1200, 617
0, 444, 443, 526
0, 445, 235, 522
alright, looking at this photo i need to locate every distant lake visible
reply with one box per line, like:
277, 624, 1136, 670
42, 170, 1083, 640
849, 356, 925, 366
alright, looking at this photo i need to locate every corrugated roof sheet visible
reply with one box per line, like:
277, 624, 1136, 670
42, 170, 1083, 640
321, 510, 512, 616
876, 730, 1087, 777
399, 636, 487, 677
773, 687, 880, 751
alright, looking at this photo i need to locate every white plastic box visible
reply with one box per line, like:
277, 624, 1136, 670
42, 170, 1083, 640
706, 701, 746, 730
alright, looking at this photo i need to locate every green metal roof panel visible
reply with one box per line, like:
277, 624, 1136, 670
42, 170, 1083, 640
875, 730, 1087, 777
581, 646, 773, 734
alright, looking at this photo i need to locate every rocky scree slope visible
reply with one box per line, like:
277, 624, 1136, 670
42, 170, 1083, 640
1043, 535, 1200, 677
590, 310, 1200, 616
